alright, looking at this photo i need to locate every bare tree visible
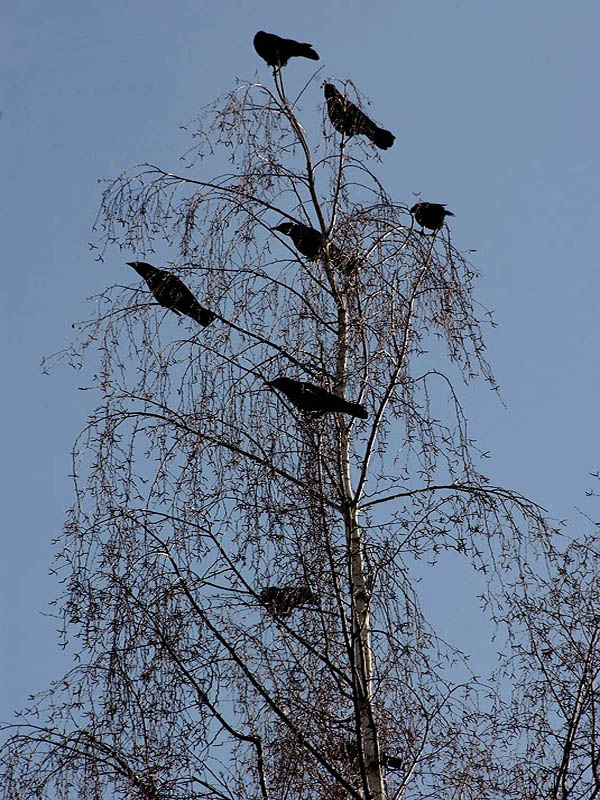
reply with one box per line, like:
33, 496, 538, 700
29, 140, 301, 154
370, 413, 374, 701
486, 525, 600, 800
2, 65, 595, 800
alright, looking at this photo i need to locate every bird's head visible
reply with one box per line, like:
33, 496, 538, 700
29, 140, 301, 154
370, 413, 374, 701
126, 260, 157, 278
266, 377, 291, 390
323, 83, 338, 99
271, 223, 294, 236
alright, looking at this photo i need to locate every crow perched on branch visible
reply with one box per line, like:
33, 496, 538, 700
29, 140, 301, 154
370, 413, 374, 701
259, 586, 318, 617
382, 754, 403, 770
329, 739, 403, 770
272, 222, 360, 274
267, 377, 368, 420
272, 222, 324, 261
126, 261, 215, 327
253, 31, 319, 68
410, 202, 454, 232
324, 83, 395, 151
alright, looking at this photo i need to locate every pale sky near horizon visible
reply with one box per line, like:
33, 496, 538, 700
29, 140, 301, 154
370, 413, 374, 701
2, 0, 599, 732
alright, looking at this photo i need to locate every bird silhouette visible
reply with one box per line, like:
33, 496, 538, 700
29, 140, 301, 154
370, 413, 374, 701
382, 754, 403, 770
272, 222, 324, 260
410, 202, 454, 232
259, 586, 317, 617
272, 222, 360, 274
329, 740, 402, 770
267, 377, 368, 419
126, 261, 215, 327
253, 31, 319, 68
324, 83, 395, 150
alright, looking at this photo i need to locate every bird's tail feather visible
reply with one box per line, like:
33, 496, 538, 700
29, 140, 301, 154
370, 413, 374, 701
345, 401, 369, 420
296, 42, 319, 60
190, 307, 216, 327
370, 126, 395, 150
298, 588, 319, 606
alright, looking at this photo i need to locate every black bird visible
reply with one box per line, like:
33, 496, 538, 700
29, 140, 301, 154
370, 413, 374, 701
329, 741, 402, 770
324, 83, 395, 150
126, 261, 215, 327
272, 222, 360, 274
253, 31, 319, 68
410, 202, 454, 232
259, 586, 317, 617
267, 377, 368, 420
382, 754, 403, 770
272, 222, 324, 261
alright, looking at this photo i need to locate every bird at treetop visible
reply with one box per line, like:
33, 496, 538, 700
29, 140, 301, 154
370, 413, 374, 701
267, 377, 368, 420
272, 222, 361, 274
259, 586, 318, 617
323, 83, 395, 150
126, 261, 215, 327
410, 202, 454, 232
253, 31, 319, 68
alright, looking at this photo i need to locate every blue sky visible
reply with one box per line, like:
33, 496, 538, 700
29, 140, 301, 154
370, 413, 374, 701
2, 0, 598, 727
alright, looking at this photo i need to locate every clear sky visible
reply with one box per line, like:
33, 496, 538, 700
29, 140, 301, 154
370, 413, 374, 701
2, 0, 599, 729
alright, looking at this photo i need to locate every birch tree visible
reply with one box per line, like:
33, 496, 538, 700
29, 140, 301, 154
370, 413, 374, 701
4, 59, 594, 800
